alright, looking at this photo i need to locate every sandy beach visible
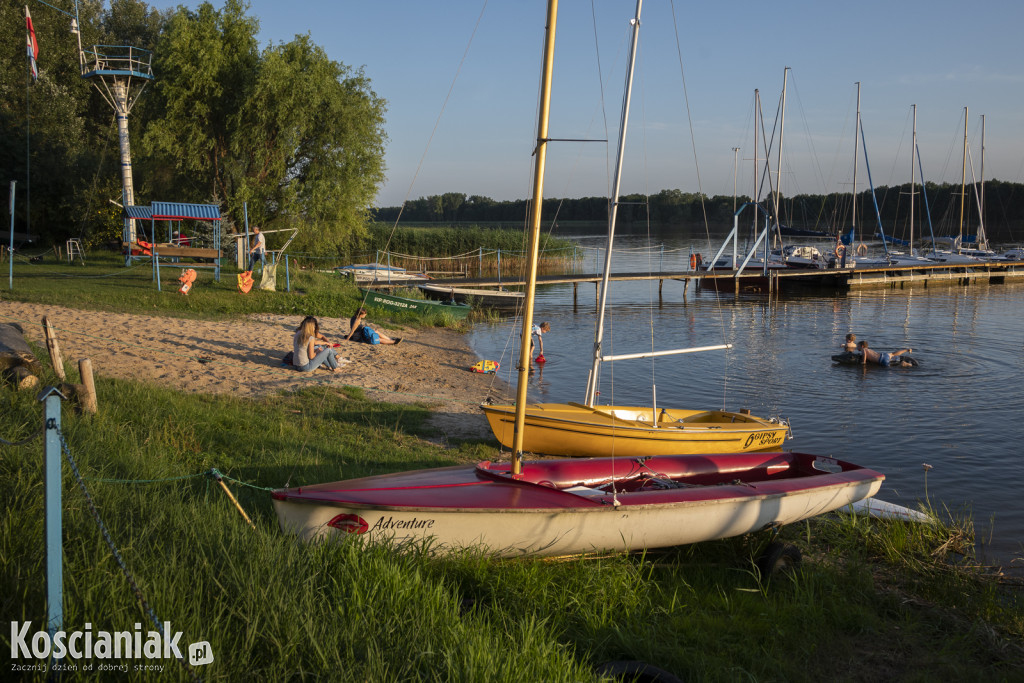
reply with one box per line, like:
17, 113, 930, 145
1, 302, 507, 440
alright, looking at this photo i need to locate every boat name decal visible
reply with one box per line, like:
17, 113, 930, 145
371, 516, 436, 532
743, 431, 784, 449
372, 295, 416, 310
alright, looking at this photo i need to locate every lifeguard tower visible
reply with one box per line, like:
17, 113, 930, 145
72, 2, 153, 252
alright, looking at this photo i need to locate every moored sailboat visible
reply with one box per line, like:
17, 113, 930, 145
481, 12, 789, 458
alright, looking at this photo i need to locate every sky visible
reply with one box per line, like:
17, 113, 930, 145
167, 0, 1024, 208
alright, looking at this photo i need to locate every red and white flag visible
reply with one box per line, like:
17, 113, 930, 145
25, 5, 39, 83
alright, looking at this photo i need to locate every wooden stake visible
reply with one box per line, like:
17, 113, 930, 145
214, 474, 256, 529
42, 317, 66, 381
77, 358, 97, 414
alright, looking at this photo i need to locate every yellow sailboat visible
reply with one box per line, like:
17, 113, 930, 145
481, 403, 789, 458
481, 10, 790, 459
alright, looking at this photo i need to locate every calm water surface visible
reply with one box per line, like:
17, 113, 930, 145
469, 234, 1024, 568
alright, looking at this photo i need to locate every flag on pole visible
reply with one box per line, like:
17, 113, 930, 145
25, 6, 39, 83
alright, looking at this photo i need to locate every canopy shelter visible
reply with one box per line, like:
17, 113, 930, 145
123, 202, 222, 289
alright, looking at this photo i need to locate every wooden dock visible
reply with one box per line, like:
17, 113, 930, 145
363, 260, 1024, 298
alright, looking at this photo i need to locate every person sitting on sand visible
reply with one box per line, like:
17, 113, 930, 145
841, 333, 858, 352
346, 308, 402, 345
857, 340, 913, 367
294, 316, 347, 373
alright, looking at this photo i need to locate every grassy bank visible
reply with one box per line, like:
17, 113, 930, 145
2, 359, 1023, 681
0, 252, 481, 328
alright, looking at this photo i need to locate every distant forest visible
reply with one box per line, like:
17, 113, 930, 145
375, 180, 1024, 243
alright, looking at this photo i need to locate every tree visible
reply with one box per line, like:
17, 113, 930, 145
140, 0, 387, 251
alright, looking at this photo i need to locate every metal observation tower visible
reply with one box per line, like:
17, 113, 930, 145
72, 3, 153, 244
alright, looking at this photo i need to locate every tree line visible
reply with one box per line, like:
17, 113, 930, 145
376, 180, 1024, 243
1, 0, 386, 253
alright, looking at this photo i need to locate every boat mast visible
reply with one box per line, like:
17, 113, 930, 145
909, 103, 916, 254
511, 0, 558, 474
584, 0, 643, 407
979, 114, 987, 249
958, 106, 968, 249
852, 82, 860, 242
770, 67, 789, 248
732, 147, 740, 215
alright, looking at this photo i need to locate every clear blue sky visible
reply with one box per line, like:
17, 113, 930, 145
172, 0, 1024, 208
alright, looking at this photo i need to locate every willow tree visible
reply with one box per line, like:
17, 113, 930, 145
140, 0, 386, 251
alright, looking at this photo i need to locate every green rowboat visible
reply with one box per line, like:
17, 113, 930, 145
359, 288, 471, 319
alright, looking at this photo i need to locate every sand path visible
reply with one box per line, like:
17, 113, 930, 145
1, 303, 507, 440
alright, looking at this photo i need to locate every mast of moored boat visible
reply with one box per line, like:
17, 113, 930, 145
909, 103, 916, 254
511, 0, 558, 475
958, 106, 968, 250
853, 82, 860, 243
584, 0, 643, 407
770, 67, 789, 249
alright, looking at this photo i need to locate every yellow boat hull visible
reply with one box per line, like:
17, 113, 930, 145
480, 402, 789, 457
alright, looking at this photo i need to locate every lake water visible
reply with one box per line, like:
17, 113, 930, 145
468, 233, 1024, 570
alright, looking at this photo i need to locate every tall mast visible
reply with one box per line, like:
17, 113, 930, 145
980, 114, 986, 246
584, 0, 643, 407
958, 106, 968, 248
731, 147, 740, 215
511, 0, 558, 474
752, 89, 759, 247
771, 67, 789, 248
853, 82, 860, 242
909, 104, 916, 254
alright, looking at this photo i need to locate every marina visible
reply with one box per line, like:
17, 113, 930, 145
364, 256, 1024, 300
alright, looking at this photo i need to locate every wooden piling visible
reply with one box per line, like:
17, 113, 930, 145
78, 358, 98, 414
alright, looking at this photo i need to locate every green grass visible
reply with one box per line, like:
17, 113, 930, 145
0, 251, 487, 327
2, 360, 1022, 681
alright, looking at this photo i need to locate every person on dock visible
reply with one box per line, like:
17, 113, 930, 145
346, 308, 402, 345
858, 340, 913, 367
293, 317, 347, 373
841, 333, 858, 352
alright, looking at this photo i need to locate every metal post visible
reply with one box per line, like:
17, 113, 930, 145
42, 389, 64, 639
8, 181, 14, 290
478, 246, 483, 278
285, 254, 290, 292
497, 249, 502, 287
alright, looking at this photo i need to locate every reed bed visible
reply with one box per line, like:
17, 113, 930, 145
2, 366, 1022, 681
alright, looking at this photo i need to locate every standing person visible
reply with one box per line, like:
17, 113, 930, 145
858, 340, 913, 367
531, 321, 550, 361
248, 226, 266, 272
346, 308, 402, 345
841, 333, 858, 352
293, 316, 345, 373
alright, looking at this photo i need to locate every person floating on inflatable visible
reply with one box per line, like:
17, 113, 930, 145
858, 340, 914, 367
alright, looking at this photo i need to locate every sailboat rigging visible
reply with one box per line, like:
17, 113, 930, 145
481, 10, 790, 458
